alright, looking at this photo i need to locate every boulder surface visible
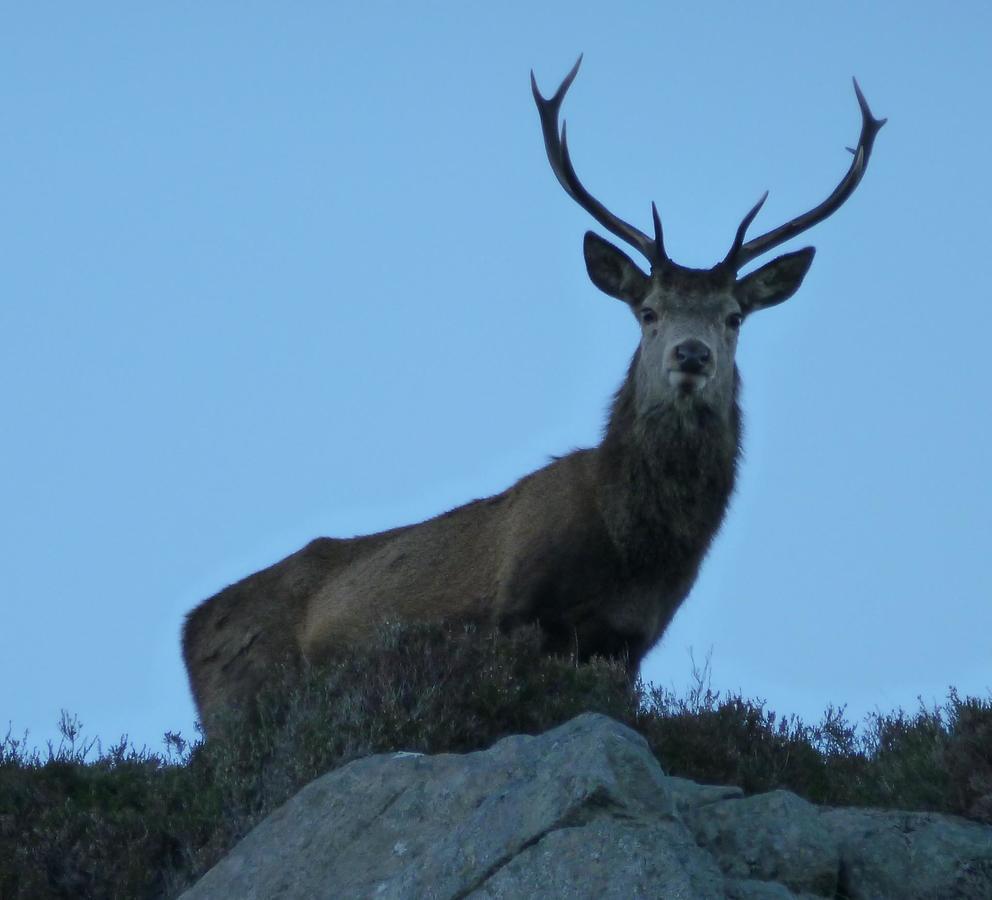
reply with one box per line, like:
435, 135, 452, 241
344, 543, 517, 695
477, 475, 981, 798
181, 713, 992, 899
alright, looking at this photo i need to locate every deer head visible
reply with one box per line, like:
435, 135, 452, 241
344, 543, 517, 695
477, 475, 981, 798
532, 57, 885, 419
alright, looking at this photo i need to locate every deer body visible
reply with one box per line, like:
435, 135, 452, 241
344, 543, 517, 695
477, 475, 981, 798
183, 59, 884, 734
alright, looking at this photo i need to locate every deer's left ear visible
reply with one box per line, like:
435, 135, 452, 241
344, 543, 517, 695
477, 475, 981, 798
735, 247, 816, 315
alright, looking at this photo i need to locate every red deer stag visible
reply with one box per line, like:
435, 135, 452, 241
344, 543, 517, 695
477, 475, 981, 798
183, 58, 884, 735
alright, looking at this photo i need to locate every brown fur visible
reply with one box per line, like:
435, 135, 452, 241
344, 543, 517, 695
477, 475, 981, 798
182, 356, 741, 734
184, 63, 883, 735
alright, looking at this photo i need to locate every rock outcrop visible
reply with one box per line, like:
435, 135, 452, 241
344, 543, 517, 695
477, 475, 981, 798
180, 714, 992, 899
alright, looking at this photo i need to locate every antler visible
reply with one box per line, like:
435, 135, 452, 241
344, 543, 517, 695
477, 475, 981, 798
531, 56, 669, 270
725, 78, 887, 271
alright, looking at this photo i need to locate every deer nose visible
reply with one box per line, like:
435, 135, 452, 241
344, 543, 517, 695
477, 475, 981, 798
674, 339, 712, 375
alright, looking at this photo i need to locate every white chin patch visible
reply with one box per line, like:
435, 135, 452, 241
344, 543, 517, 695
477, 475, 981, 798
668, 371, 709, 393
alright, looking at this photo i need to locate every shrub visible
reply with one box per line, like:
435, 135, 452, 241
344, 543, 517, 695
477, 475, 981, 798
1, 623, 989, 898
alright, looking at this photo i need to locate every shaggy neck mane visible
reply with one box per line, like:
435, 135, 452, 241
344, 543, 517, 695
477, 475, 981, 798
595, 349, 742, 576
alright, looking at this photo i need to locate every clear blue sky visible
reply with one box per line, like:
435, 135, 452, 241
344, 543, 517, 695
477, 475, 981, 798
3, 4, 990, 753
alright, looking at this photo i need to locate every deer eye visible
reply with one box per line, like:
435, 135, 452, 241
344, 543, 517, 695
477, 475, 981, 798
640, 308, 658, 325
725, 313, 743, 330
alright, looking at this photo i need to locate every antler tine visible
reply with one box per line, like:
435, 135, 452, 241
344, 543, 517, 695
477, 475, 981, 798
532, 56, 665, 268
651, 202, 666, 263
729, 78, 887, 271
722, 191, 768, 268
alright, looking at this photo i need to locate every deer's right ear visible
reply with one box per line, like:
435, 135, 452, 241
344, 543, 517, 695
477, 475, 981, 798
583, 231, 649, 304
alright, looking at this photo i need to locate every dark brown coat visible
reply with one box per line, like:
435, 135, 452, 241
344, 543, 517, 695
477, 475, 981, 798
182, 60, 883, 735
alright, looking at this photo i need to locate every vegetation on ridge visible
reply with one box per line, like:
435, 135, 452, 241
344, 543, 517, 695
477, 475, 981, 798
2, 622, 990, 898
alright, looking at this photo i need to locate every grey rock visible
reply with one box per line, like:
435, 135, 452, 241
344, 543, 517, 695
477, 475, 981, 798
181, 714, 710, 900
823, 806, 992, 899
665, 774, 744, 815
722, 880, 829, 900
722, 878, 801, 899
468, 819, 723, 899
181, 713, 992, 900
686, 789, 840, 896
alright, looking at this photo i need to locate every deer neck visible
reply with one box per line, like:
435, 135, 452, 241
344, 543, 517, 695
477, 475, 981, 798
595, 354, 742, 575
